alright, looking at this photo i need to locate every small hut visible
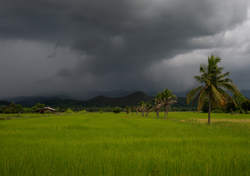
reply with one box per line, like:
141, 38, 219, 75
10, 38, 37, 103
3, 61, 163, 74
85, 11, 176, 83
34, 107, 56, 114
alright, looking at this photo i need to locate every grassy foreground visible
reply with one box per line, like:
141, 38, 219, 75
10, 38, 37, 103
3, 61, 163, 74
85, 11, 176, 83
1, 112, 250, 176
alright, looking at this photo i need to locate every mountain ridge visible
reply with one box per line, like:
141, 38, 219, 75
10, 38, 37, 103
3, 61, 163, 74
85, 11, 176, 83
1, 89, 250, 107
43, 91, 154, 108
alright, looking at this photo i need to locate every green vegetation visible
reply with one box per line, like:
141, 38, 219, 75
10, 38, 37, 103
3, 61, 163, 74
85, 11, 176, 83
1, 112, 250, 175
242, 100, 250, 114
65, 108, 74, 113
0, 102, 47, 114
112, 108, 120, 113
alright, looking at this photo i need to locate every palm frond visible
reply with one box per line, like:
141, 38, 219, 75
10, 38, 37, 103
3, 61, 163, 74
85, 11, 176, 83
186, 85, 204, 104
211, 85, 225, 107
217, 72, 230, 80
168, 100, 177, 105
217, 88, 236, 106
194, 76, 205, 84
218, 82, 239, 94
197, 89, 206, 112
191, 87, 207, 106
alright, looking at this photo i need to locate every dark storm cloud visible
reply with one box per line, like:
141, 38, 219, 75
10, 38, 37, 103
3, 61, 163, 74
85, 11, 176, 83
0, 0, 249, 96
56, 67, 71, 77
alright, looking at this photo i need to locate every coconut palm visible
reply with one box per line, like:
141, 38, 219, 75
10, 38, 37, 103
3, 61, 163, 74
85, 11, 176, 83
186, 54, 239, 124
153, 92, 162, 117
125, 106, 130, 114
139, 101, 146, 116
157, 89, 177, 119
136, 102, 143, 115
131, 106, 135, 115
144, 102, 154, 117
136, 103, 140, 115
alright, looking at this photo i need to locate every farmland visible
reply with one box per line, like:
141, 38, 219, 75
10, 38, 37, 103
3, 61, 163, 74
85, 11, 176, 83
1, 112, 250, 175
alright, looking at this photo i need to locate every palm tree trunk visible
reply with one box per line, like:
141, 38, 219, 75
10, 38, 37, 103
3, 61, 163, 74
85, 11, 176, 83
156, 110, 159, 117
208, 88, 211, 124
164, 106, 166, 119
167, 107, 168, 116
146, 112, 148, 117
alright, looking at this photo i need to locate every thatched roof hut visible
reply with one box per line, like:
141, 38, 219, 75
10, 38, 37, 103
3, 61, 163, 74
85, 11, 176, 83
34, 107, 56, 114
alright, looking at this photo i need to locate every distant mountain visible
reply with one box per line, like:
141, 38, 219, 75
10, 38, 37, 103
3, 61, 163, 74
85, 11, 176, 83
240, 89, 250, 99
0, 100, 11, 106
3, 88, 248, 107
43, 91, 197, 109
44, 91, 154, 108
1, 94, 71, 106
146, 90, 189, 97
71, 89, 140, 100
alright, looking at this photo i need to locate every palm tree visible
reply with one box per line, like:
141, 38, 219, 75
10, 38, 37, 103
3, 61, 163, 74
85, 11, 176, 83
131, 106, 135, 115
136, 103, 140, 115
145, 102, 154, 117
186, 55, 239, 124
157, 89, 177, 119
136, 102, 143, 115
125, 106, 130, 114
140, 101, 146, 116
153, 92, 162, 117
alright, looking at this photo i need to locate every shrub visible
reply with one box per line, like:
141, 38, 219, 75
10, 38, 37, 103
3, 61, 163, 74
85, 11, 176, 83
237, 109, 244, 114
202, 99, 209, 113
112, 108, 120, 113
65, 108, 74, 113
213, 109, 224, 113
242, 100, 250, 114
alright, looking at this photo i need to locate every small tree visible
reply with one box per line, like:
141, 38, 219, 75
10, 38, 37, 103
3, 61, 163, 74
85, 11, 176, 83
145, 102, 153, 117
242, 100, 250, 114
153, 92, 162, 117
65, 108, 73, 113
201, 98, 209, 113
140, 101, 146, 116
113, 108, 120, 113
125, 106, 130, 114
225, 101, 237, 113
131, 106, 135, 115
157, 89, 177, 119
233, 92, 246, 111
32, 103, 45, 111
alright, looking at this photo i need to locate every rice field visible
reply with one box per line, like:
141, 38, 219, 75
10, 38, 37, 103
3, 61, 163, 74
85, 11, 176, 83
0, 112, 250, 175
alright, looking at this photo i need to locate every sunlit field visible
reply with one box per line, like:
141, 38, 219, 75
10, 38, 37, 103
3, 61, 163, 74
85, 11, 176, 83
1, 112, 250, 175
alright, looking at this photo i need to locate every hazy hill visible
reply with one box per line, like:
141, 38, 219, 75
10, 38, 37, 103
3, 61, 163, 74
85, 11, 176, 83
1, 95, 71, 106
44, 91, 154, 108
43, 91, 197, 109
3, 88, 248, 107
240, 89, 250, 99
0, 100, 11, 106
69, 89, 140, 100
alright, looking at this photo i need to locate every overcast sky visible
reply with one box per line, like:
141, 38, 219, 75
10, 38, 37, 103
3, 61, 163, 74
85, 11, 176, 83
1, 0, 250, 98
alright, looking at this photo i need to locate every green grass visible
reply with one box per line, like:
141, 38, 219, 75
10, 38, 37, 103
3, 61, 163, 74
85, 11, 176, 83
1, 112, 250, 175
